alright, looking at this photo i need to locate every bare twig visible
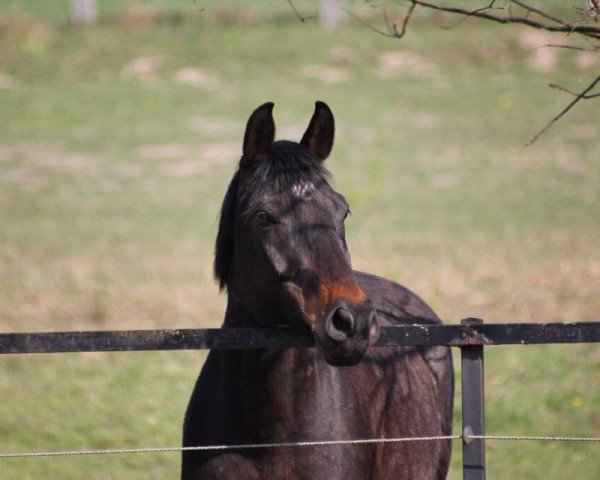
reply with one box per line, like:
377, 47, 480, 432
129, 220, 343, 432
344, 8, 399, 38
440, 0, 501, 30
345, 0, 600, 144
511, 0, 569, 28
285, 0, 314, 23
382, 6, 394, 35
527, 74, 600, 145
344, 2, 416, 39
549, 82, 600, 99
395, 1, 417, 38
399, 0, 600, 143
533, 44, 590, 52
410, 0, 600, 39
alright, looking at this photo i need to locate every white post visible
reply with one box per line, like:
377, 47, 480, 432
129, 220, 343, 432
71, 0, 97, 25
320, 0, 345, 30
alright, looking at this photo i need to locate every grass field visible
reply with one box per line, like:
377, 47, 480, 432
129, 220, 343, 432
0, 2, 599, 479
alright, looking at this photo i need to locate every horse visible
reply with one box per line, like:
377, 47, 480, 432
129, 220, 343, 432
182, 101, 454, 480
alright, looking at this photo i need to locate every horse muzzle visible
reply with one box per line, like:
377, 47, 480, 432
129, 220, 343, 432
314, 300, 380, 366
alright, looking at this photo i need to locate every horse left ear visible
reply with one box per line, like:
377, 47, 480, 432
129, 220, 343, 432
301, 101, 335, 161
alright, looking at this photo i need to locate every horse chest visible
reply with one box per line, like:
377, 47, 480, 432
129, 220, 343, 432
240, 351, 366, 439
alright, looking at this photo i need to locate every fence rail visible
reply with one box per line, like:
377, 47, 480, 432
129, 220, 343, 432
1, 321, 599, 354
1, 319, 599, 480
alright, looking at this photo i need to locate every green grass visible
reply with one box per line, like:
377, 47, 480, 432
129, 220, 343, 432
0, 4, 599, 479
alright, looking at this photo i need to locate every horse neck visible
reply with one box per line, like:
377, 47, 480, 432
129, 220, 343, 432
219, 293, 365, 441
222, 282, 298, 328
222, 344, 349, 441
221, 290, 250, 327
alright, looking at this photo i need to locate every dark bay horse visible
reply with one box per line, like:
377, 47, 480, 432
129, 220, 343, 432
182, 102, 454, 479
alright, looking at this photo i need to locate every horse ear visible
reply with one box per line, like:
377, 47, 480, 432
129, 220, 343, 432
301, 101, 335, 161
242, 102, 275, 166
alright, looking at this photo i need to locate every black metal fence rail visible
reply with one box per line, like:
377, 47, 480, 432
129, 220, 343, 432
1, 321, 599, 354
1, 319, 599, 480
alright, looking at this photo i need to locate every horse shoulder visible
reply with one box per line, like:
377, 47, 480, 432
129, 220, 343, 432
355, 270, 454, 442
354, 270, 441, 325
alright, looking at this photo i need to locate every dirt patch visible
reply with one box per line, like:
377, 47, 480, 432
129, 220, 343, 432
121, 55, 163, 80
133, 139, 238, 177
188, 115, 241, 136
576, 51, 598, 69
136, 143, 187, 160
329, 46, 360, 63
113, 163, 146, 178
158, 161, 205, 177
300, 64, 351, 84
198, 141, 239, 164
377, 51, 438, 77
0, 166, 46, 189
0, 143, 96, 173
173, 67, 218, 88
557, 157, 587, 175
0, 74, 16, 89
35, 153, 95, 172
429, 172, 460, 189
139, 141, 238, 177
518, 31, 567, 71
413, 113, 441, 130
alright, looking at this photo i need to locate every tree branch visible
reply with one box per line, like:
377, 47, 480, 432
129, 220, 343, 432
344, 2, 416, 39
511, 0, 569, 28
549, 82, 600, 99
346, 1, 600, 144
285, 0, 315, 23
527, 74, 600, 145
398, 1, 600, 144
440, 1, 502, 30
534, 44, 592, 52
410, 0, 600, 40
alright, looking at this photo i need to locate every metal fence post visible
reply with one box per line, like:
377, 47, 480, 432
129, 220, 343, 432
461, 318, 486, 480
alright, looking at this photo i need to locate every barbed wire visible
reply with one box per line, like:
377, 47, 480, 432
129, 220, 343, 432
1, 433, 599, 459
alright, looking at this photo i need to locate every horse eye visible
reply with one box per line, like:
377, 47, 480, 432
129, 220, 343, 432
255, 211, 273, 226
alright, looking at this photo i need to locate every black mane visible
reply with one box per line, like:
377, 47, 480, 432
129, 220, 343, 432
214, 140, 330, 290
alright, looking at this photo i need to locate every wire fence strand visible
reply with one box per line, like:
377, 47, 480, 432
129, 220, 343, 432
1, 433, 599, 459
468, 434, 600, 442
0, 435, 459, 459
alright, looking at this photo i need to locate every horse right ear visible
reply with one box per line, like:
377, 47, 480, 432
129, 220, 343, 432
241, 102, 275, 167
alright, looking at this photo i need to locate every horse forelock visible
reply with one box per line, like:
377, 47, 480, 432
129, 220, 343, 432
239, 140, 330, 215
214, 140, 330, 290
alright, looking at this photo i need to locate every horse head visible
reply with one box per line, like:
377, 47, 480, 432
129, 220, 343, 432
215, 101, 379, 366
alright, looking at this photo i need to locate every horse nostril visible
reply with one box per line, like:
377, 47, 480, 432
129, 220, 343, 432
333, 308, 354, 333
326, 307, 355, 342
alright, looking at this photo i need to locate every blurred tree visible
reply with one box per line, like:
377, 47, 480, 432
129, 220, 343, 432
71, 0, 97, 25
321, 0, 345, 29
